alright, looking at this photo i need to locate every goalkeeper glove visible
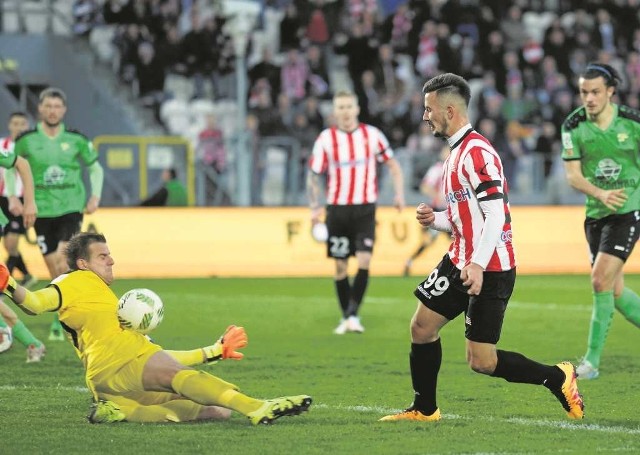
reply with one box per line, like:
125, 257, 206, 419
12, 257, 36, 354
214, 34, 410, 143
202, 325, 248, 363
0, 264, 16, 298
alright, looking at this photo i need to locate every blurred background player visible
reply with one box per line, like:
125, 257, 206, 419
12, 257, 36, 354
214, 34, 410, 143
0, 112, 40, 361
0, 112, 37, 288
307, 90, 405, 335
403, 144, 449, 276
0, 300, 45, 362
139, 168, 187, 207
562, 63, 640, 380
0, 232, 312, 425
11, 87, 104, 342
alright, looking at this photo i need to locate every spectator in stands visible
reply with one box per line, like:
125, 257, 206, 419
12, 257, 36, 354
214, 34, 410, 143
181, 11, 207, 99
495, 121, 532, 192
414, 20, 439, 79
140, 168, 188, 207
249, 48, 282, 106
156, 24, 187, 77
72, 0, 101, 38
372, 44, 404, 103
250, 90, 286, 137
279, 2, 304, 52
334, 21, 378, 95
501, 4, 529, 52
305, 1, 331, 48
114, 23, 147, 84
301, 96, 325, 132
534, 121, 559, 183
102, 0, 136, 25
198, 114, 226, 175
356, 70, 382, 126
382, 2, 414, 55
280, 48, 310, 105
135, 42, 166, 116
306, 45, 331, 99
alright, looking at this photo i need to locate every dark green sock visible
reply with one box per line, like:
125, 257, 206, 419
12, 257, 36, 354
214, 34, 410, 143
614, 287, 640, 327
585, 291, 615, 368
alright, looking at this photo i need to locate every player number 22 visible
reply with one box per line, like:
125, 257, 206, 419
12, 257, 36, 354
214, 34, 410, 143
329, 236, 349, 257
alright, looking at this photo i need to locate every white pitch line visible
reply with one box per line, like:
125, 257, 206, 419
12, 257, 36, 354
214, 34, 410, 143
315, 404, 640, 435
3, 386, 638, 436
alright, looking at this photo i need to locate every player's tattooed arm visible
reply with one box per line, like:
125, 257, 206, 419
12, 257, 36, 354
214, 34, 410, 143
307, 171, 325, 223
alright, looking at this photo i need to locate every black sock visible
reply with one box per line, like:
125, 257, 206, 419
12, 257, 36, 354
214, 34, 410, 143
6, 255, 18, 274
491, 350, 564, 388
15, 254, 28, 275
411, 244, 427, 260
347, 269, 369, 316
334, 277, 351, 318
409, 339, 441, 415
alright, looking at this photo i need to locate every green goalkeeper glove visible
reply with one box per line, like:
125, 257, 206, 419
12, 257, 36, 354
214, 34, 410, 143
202, 325, 248, 363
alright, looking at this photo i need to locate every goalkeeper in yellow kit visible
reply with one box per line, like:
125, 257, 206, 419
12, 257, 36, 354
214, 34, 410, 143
0, 231, 312, 424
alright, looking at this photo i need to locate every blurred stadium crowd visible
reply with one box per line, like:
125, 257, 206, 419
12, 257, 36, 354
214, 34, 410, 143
72, 0, 640, 204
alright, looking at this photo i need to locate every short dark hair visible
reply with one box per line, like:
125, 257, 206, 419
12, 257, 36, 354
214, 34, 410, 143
581, 62, 621, 89
65, 232, 107, 270
9, 111, 28, 120
422, 73, 471, 106
39, 87, 67, 105
167, 168, 177, 179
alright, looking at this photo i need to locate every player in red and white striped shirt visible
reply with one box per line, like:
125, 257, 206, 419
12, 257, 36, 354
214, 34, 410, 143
381, 73, 584, 422
0, 112, 45, 362
307, 90, 404, 334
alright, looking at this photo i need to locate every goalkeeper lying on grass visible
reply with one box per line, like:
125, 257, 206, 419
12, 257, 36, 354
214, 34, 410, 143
0, 231, 312, 424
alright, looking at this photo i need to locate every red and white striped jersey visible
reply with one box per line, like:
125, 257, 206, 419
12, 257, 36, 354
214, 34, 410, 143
0, 137, 23, 197
442, 127, 516, 271
309, 123, 394, 205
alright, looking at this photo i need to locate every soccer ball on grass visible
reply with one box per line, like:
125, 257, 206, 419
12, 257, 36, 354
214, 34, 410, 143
0, 326, 12, 353
117, 288, 164, 334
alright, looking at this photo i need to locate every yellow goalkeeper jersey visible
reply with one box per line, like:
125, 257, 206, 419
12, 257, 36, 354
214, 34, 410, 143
51, 270, 159, 380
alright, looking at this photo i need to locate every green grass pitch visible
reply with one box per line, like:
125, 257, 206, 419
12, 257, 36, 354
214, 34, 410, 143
1, 275, 639, 454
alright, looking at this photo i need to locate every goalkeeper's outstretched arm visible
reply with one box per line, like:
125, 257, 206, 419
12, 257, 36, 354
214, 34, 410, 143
0, 266, 59, 315
166, 325, 248, 367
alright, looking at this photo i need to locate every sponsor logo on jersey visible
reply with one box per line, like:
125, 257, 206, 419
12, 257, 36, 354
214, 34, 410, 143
446, 188, 471, 204
595, 158, 621, 181
43, 165, 66, 185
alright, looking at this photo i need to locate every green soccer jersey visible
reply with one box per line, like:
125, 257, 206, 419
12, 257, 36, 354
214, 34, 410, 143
561, 104, 640, 219
14, 122, 98, 218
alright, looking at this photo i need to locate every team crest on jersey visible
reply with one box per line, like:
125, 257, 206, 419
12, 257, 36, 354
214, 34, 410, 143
61, 142, 70, 151
595, 158, 621, 181
617, 133, 629, 143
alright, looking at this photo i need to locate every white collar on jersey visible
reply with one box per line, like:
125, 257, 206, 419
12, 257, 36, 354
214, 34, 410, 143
446, 123, 473, 150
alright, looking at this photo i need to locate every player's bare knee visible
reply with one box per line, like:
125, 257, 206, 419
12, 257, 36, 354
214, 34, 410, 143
468, 358, 495, 375
410, 318, 438, 343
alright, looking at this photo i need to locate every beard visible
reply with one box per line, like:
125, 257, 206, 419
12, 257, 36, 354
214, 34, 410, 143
428, 120, 448, 139
43, 119, 61, 128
